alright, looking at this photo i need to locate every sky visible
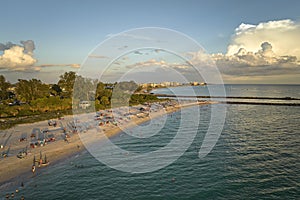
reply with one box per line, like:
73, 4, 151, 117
0, 0, 300, 84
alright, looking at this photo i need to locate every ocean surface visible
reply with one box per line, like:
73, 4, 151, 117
1, 85, 300, 199
152, 84, 300, 104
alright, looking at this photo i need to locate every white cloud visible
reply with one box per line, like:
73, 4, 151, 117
0, 40, 80, 72
187, 19, 300, 80
212, 41, 298, 73
227, 19, 300, 57
0, 46, 37, 70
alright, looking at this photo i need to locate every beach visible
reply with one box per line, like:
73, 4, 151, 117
0, 100, 212, 190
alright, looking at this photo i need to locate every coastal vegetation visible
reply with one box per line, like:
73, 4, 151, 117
0, 72, 160, 129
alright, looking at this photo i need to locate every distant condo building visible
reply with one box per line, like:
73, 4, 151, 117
139, 82, 183, 88
139, 81, 207, 89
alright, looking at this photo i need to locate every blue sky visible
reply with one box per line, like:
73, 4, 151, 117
1, 0, 300, 83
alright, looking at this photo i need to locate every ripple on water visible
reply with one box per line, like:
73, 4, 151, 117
3, 103, 299, 199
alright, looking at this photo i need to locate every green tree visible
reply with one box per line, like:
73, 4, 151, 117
96, 82, 112, 100
100, 96, 110, 107
15, 79, 49, 102
0, 75, 11, 100
96, 82, 105, 97
50, 84, 62, 96
58, 71, 76, 98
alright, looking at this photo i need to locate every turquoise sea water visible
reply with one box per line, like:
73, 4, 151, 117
1, 85, 300, 199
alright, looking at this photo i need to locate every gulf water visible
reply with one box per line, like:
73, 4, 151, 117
2, 85, 300, 199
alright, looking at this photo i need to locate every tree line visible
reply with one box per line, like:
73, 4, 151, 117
0, 71, 158, 118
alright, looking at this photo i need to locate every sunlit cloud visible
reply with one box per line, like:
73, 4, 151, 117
190, 19, 300, 81
212, 41, 299, 76
0, 45, 36, 70
0, 40, 36, 71
227, 19, 300, 57
0, 40, 80, 72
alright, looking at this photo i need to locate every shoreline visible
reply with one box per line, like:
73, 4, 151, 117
0, 100, 213, 192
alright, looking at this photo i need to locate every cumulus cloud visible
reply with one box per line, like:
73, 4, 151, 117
0, 40, 80, 72
212, 41, 298, 76
0, 40, 37, 71
189, 19, 300, 78
0, 45, 37, 70
227, 19, 300, 57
